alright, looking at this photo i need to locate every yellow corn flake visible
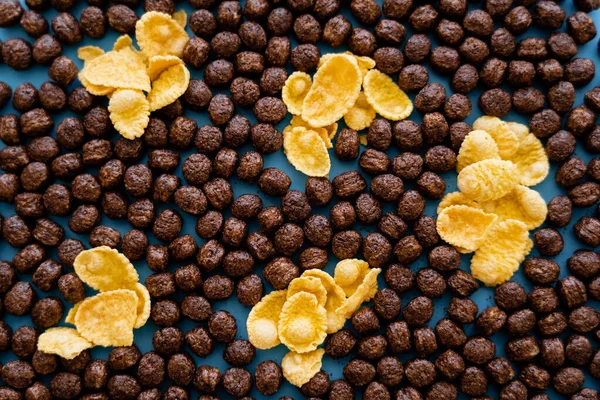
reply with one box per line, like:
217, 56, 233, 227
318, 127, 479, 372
37, 327, 93, 360
109, 89, 151, 140
334, 259, 370, 297
363, 69, 413, 121
289, 116, 332, 148
282, 72, 312, 116
344, 91, 376, 131
325, 122, 338, 139
336, 268, 381, 319
505, 133, 549, 187
318, 52, 375, 79
359, 134, 368, 146
506, 121, 530, 142
278, 292, 327, 353
456, 130, 501, 172
287, 276, 328, 307
84, 50, 151, 92
74, 246, 139, 292
172, 9, 187, 28
282, 348, 325, 387
78, 46, 104, 62
74, 289, 139, 347
301, 54, 362, 127
457, 159, 520, 201
147, 63, 190, 111
472, 116, 520, 159
130, 282, 151, 329
471, 219, 532, 286
113, 35, 133, 51
480, 185, 547, 230
136, 11, 189, 58
283, 126, 331, 177
65, 302, 81, 324
437, 192, 481, 214
79, 72, 115, 96
247, 290, 287, 350
302, 269, 347, 334
147, 55, 183, 81
437, 205, 498, 253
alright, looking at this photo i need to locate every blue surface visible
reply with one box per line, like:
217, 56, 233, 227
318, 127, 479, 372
2, 0, 600, 398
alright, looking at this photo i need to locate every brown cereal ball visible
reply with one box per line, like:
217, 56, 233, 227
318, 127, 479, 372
50, 13, 81, 45
415, 83, 446, 113
533, 0, 565, 29
548, 32, 577, 62
480, 58, 507, 88
326, 329, 357, 359
421, 112, 449, 146
290, 43, 320, 72
565, 58, 596, 86
80, 6, 106, 39
504, 6, 532, 34
106, 5, 137, 34
436, 19, 464, 46
392, 153, 423, 181
254, 361, 282, 395
459, 37, 489, 65
537, 59, 564, 86
183, 37, 210, 69
348, 28, 377, 57
404, 34, 431, 65
430, 46, 461, 74
479, 88, 512, 116
343, 359, 376, 387
553, 368, 584, 395
370, 174, 403, 201
568, 12, 597, 44
507, 60, 536, 87
518, 37, 549, 61
20, 9, 48, 39
332, 230, 363, 259
322, 14, 351, 48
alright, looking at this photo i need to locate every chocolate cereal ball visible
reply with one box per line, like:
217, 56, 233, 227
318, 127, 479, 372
3, 38, 33, 70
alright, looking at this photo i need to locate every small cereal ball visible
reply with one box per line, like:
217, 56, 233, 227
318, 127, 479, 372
323, 15, 351, 48
0, 0, 23, 27
2, 38, 33, 70
348, 28, 377, 57
80, 6, 106, 39
52, 12, 82, 45
567, 12, 597, 44
463, 9, 493, 37
532, 0, 565, 29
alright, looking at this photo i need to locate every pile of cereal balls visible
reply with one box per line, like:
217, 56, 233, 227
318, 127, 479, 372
1, 0, 600, 397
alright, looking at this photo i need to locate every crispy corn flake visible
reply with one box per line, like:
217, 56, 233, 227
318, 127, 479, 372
437, 192, 481, 214
505, 133, 549, 187
172, 10, 187, 28
363, 69, 413, 121
359, 134, 368, 146
334, 259, 370, 297
457, 159, 520, 201
325, 122, 338, 139
506, 121, 530, 142
113, 35, 133, 51
74, 290, 139, 347
136, 11, 189, 58
301, 54, 362, 127
283, 126, 331, 177
278, 292, 327, 353
282, 72, 312, 116
437, 205, 498, 253
37, 327, 93, 360
302, 269, 347, 334
130, 282, 151, 328
109, 89, 151, 140
344, 91, 376, 131
147, 63, 190, 111
65, 302, 81, 324
247, 290, 287, 350
456, 130, 501, 172
74, 246, 139, 292
147, 55, 183, 81
472, 116, 520, 159
114, 36, 148, 65
78, 71, 115, 96
84, 50, 151, 92
287, 276, 328, 307
282, 348, 325, 387
78, 46, 105, 62
336, 268, 381, 319
480, 185, 547, 230
471, 219, 532, 286
318, 52, 375, 79
289, 116, 332, 148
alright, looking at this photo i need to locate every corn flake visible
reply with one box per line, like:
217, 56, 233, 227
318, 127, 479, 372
456, 130, 501, 172
318, 52, 375, 79
74, 289, 139, 347
37, 327, 93, 360
282, 348, 325, 387
437, 192, 480, 214
506, 121, 530, 142
302, 269, 347, 334
65, 302, 81, 324
283, 126, 331, 177
457, 159, 519, 201
344, 91, 376, 131
336, 268, 381, 319
130, 282, 151, 328
289, 116, 332, 148
147, 63, 190, 111
472, 116, 520, 159
325, 122, 338, 139
78, 46, 104, 62
84, 50, 151, 92
74, 246, 139, 292
480, 185, 547, 230
172, 10, 187, 28
363, 69, 413, 121
247, 290, 287, 350
282, 72, 312, 116
334, 259, 370, 297
437, 205, 498, 253
136, 11, 189, 58
279, 292, 327, 353
505, 133, 549, 187
109, 89, 151, 140
113, 35, 133, 51
287, 276, 327, 307
146, 55, 183, 81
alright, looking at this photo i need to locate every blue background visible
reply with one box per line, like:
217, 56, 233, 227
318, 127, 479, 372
1, 0, 600, 398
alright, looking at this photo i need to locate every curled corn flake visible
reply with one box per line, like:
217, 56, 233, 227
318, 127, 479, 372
282, 348, 325, 387
78, 46, 104, 62
287, 276, 328, 307
136, 11, 189, 58
456, 130, 501, 172
74, 289, 139, 347
344, 91, 376, 131
334, 259, 370, 297
113, 35, 133, 51
283, 127, 331, 177
247, 290, 287, 350
505, 133, 549, 187
172, 9, 187, 28
147, 63, 190, 112
282, 72, 312, 116
318, 52, 375, 79
472, 116, 520, 159
363, 69, 413, 121
147, 55, 183, 81
278, 292, 327, 353
471, 219, 532, 286
506, 121, 530, 142
302, 269, 347, 334
37, 327, 93, 360
437, 205, 498, 253
109, 89, 151, 140
301, 54, 362, 127
78, 50, 114, 96
480, 185, 547, 230
336, 268, 381, 319
437, 192, 480, 214
85, 50, 151, 92
457, 159, 520, 201
74, 246, 139, 292
65, 302, 81, 324
130, 282, 151, 328
325, 122, 338, 139
289, 116, 332, 148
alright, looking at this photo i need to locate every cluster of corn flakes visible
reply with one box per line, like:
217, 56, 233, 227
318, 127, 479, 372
281, 52, 413, 176
78, 11, 190, 140
37, 246, 150, 359
247, 260, 380, 387
437, 116, 549, 286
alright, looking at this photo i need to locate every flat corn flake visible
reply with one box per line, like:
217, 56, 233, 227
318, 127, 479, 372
37, 327, 93, 360
336, 268, 381, 319
114, 35, 148, 65
136, 11, 189, 58
130, 282, 151, 328
457, 159, 520, 201
471, 219, 532, 286
287, 276, 327, 307
505, 133, 549, 187
472, 116, 520, 159
334, 259, 370, 297
437, 192, 481, 214
147, 55, 183, 81
318, 52, 375, 79
325, 122, 338, 139
283, 126, 331, 177
302, 269, 347, 334
437, 205, 498, 253
172, 10, 187, 28
74, 246, 139, 292
247, 290, 287, 350
289, 116, 332, 148
363, 69, 413, 121
480, 185, 547, 230
282, 348, 325, 387
301, 54, 362, 127
77, 49, 115, 96
65, 302, 81, 324
506, 121, 530, 142
84, 50, 151, 92
278, 292, 327, 353
344, 91, 376, 131
78, 46, 104, 62
282, 72, 312, 116
109, 89, 151, 140
74, 289, 139, 347
456, 130, 501, 172
147, 63, 190, 112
